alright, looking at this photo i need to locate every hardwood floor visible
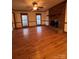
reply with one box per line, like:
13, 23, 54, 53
12, 26, 67, 59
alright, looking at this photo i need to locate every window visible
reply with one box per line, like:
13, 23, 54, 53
36, 14, 41, 26
21, 14, 28, 27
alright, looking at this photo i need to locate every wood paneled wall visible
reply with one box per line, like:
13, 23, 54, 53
49, 1, 67, 31
12, 11, 49, 29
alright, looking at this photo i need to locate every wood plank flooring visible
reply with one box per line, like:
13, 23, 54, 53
12, 26, 67, 59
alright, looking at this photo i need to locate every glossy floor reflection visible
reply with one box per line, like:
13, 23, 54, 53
23, 28, 29, 35
12, 26, 67, 59
37, 26, 42, 33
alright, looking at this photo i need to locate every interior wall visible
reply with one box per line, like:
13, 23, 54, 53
49, 1, 66, 32
13, 11, 49, 28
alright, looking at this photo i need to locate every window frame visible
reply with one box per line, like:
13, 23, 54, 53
36, 13, 42, 26
21, 13, 29, 28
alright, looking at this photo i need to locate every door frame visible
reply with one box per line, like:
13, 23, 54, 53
20, 13, 29, 28
12, 12, 16, 29
36, 13, 42, 26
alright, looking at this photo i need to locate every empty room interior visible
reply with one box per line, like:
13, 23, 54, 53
12, 0, 67, 59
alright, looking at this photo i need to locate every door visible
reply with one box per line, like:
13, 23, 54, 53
36, 14, 41, 26
21, 13, 29, 28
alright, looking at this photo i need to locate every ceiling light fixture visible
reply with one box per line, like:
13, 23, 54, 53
33, 2, 38, 10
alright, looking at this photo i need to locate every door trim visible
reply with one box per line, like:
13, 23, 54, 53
12, 12, 16, 29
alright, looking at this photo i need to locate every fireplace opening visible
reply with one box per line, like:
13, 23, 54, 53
50, 19, 59, 28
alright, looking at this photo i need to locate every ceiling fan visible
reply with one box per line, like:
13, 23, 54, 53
32, 1, 44, 11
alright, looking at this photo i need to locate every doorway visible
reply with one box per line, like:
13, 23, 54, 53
36, 14, 41, 26
21, 13, 29, 28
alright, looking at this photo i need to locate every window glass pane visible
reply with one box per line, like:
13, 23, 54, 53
22, 15, 28, 27
36, 15, 41, 25
37, 15, 40, 20
22, 15, 27, 21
